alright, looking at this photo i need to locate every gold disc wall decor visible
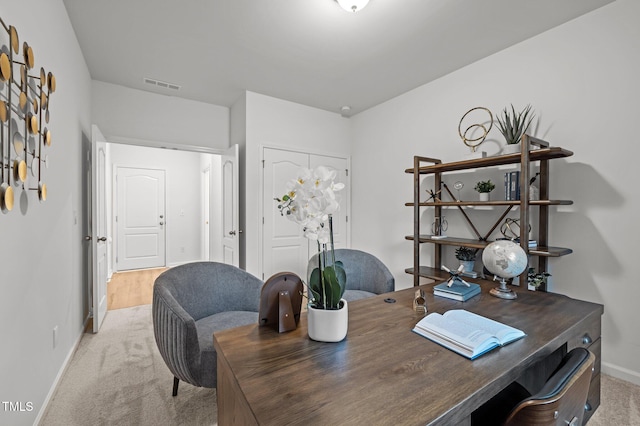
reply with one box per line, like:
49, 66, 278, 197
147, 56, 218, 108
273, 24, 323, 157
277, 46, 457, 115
0, 101, 7, 123
0, 16, 56, 213
23, 42, 34, 69
38, 182, 46, 201
0, 53, 11, 81
9, 25, 19, 53
43, 128, 51, 146
47, 72, 56, 92
0, 183, 14, 212
14, 159, 27, 183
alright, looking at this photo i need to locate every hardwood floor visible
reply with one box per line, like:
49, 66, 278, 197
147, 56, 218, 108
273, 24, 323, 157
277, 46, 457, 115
107, 267, 168, 310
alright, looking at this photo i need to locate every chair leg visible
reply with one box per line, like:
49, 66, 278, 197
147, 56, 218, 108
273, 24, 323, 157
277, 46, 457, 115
172, 376, 179, 397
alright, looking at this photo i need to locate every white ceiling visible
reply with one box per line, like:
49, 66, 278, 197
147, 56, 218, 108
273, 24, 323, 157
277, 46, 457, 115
62, 0, 613, 116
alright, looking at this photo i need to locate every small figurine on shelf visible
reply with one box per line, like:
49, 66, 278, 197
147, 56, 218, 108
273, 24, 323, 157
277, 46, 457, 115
474, 180, 495, 201
426, 188, 442, 203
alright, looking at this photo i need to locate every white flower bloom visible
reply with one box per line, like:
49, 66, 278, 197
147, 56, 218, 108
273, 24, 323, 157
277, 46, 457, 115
276, 165, 345, 242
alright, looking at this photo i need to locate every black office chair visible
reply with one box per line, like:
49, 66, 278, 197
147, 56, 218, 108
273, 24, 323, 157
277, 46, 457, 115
472, 347, 595, 426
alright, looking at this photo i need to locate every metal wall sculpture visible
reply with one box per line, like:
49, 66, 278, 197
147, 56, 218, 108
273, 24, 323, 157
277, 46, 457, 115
0, 17, 55, 214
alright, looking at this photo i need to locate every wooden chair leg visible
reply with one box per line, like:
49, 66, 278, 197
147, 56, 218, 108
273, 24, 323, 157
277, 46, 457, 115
172, 377, 179, 396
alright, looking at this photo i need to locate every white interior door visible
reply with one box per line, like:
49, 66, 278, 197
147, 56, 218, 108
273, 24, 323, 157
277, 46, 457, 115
90, 125, 108, 333
116, 167, 166, 270
221, 145, 239, 267
202, 167, 210, 261
263, 149, 310, 280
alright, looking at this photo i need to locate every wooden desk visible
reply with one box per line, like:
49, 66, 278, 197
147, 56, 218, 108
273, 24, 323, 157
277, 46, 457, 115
214, 280, 603, 425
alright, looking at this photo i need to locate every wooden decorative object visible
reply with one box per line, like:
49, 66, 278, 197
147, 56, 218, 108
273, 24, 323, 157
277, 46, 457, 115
0, 16, 56, 214
259, 272, 303, 333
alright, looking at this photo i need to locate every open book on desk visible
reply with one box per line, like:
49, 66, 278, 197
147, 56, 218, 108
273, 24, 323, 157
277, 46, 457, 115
412, 309, 525, 360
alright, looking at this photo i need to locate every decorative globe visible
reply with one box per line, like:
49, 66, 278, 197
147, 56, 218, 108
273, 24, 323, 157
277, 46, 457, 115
482, 240, 527, 279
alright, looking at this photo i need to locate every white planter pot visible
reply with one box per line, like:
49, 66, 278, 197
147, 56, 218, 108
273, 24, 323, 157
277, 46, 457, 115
460, 260, 475, 273
307, 299, 348, 342
479, 192, 490, 202
502, 144, 521, 155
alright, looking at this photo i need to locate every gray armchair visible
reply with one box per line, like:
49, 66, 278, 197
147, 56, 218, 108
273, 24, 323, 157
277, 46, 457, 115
152, 261, 262, 395
307, 249, 395, 302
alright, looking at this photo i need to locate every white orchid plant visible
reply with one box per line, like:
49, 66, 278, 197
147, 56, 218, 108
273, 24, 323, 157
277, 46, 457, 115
275, 166, 346, 310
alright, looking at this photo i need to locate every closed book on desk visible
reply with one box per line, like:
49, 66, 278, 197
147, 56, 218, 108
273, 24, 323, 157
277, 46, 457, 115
433, 281, 481, 302
412, 309, 526, 359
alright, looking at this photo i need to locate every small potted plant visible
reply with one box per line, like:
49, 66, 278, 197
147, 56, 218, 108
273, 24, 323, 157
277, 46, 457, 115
496, 104, 535, 154
527, 267, 551, 290
474, 180, 495, 201
455, 246, 476, 273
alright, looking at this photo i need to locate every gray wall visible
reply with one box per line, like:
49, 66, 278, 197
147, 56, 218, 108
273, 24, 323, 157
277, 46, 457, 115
0, 1, 92, 424
350, 0, 640, 385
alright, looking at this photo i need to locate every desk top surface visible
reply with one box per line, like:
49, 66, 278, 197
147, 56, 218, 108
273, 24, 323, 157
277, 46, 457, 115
213, 280, 603, 426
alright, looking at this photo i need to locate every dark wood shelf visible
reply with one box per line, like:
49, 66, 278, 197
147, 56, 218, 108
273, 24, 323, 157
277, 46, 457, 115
404, 235, 572, 257
404, 266, 450, 281
405, 147, 573, 174
407, 136, 573, 291
405, 200, 573, 207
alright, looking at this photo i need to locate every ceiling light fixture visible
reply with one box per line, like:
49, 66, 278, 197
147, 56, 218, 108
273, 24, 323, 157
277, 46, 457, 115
336, 0, 370, 13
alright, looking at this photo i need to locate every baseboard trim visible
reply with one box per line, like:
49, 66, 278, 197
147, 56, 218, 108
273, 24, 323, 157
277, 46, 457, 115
602, 361, 640, 386
33, 319, 88, 425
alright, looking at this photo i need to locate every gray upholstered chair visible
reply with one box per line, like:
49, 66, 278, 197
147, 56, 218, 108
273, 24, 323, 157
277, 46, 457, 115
152, 261, 262, 396
307, 248, 395, 302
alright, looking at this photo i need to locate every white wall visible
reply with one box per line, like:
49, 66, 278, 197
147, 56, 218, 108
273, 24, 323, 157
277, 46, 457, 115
108, 144, 205, 267
92, 80, 230, 149
243, 92, 351, 277
351, 0, 640, 384
0, 1, 92, 425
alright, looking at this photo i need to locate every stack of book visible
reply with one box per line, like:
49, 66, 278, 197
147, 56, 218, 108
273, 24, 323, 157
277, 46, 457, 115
504, 171, 520, 201
433, 281, 481, 302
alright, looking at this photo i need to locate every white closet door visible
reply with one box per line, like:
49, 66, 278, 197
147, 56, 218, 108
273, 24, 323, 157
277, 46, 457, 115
262, 148, 349, 281
263, 149, 310, 280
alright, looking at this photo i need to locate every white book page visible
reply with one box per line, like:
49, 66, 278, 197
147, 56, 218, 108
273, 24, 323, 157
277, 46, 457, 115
416, 314, 497, 351
443, 310, 524, 344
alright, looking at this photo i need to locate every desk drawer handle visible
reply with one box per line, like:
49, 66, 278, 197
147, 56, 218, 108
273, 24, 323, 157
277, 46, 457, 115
585, 401, 592, 412
582, 334, 592, 345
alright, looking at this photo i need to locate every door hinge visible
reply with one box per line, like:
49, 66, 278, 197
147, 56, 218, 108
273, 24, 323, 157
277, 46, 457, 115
345, 169, 349, 177
262, 160, 265, 168
346, 215, 349, 223
262, 217, 264, 225
115, 216, 118, 222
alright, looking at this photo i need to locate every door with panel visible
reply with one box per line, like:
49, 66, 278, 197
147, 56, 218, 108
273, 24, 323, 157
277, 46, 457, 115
116, 167, 166, 271
262, 148, 349, 281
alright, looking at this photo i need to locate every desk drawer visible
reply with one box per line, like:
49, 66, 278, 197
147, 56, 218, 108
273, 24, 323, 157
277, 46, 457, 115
567, 315, 600, 351
584, 372, 601, 423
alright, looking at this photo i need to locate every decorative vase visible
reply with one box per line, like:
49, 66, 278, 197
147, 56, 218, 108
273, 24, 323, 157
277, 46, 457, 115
307, 299, 348, 342
479, 192, 490, 202
502, 144, 521, 155
460, 260, 475, 273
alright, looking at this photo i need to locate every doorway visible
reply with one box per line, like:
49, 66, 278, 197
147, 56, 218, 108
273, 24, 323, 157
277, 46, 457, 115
88, 134, 239, 329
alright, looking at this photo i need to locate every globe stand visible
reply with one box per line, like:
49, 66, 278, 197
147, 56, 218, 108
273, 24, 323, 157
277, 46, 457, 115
490, 276, 517, 300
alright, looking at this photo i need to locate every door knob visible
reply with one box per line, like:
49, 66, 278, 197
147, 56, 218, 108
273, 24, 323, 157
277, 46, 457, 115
85, 235, 92, 241
160, 221, 164, 225
228, 230, 236, 236
97, 237, 107, 242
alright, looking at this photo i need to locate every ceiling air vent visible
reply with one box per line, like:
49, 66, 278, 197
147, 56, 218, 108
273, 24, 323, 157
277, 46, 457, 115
143, 77, 181, 91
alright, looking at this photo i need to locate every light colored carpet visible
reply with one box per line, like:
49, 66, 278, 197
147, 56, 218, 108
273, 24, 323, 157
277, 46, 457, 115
40, 304, 640, 425
39, 305, 217, 426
